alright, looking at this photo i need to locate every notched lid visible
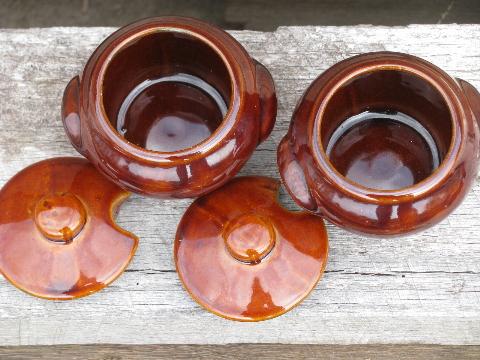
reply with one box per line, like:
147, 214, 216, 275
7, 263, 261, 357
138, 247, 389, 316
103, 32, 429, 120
174, 176, 328, 321
0, 157, 138, 300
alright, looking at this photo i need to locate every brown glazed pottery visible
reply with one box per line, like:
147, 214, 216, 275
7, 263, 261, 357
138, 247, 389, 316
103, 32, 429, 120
174, 176, 328, 321
278, 52, 480, 236
62, 16, 277, 199
0, 157, 138, 299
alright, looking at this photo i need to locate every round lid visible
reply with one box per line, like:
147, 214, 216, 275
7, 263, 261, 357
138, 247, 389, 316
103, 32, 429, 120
0, 157, 138, 300
174, 176, 328, 321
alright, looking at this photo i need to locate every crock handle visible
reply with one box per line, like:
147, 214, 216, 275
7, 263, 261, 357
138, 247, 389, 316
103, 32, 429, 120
62, 76, 87, 157
457, 78, 480, 136
277, 137, 318, 212
254, 60, 277, 143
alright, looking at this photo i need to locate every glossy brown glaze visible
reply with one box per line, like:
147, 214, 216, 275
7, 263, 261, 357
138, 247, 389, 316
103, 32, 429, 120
278, 52, 480, 236
0, 157, 138, 300
119, 79, 224, 152
174, 176, 328, 321
329, 115, 435, 190
62, 17, 277, 198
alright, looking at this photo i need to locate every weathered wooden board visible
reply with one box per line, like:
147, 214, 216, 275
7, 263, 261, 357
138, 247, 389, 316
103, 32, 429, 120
0, 25, 479, 346
2, 344, 480, 359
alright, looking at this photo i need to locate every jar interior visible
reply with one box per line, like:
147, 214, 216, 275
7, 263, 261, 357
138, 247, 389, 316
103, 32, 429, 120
321, 69, 452, 190
102, 31, 232, 152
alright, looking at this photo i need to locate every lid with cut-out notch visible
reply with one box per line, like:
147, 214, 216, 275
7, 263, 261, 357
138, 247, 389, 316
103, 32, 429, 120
0, 157, 138, 300
174, 176, 329, 321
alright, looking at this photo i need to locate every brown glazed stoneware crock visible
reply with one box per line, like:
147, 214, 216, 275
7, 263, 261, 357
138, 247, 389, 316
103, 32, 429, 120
62, 16, 276, 198
278, 52, 480, 236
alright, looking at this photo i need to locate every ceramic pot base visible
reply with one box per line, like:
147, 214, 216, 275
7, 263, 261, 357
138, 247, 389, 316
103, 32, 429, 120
174, 176, 329, 321
116, 74, 228, 152
0, 157, 138, 300
326, 110, 440, 190
62, 17, 277, 199
278, 52, 480, 236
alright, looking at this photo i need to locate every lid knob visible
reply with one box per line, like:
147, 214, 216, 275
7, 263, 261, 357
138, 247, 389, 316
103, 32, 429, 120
34, 193, 86, 243
223, 214, 275, 264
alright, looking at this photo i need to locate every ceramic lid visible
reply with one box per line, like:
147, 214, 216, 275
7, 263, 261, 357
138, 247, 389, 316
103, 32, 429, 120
0, 157, 138, 300
174, 176, 328, 321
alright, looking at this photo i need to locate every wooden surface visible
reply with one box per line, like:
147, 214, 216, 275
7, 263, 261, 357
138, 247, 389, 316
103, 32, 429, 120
1, 344, 480, 359
0, 25, 479, 346
3, 0, 480, 29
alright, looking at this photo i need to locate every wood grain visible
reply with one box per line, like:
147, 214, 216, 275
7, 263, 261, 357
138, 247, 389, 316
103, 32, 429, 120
0, 25, 479, 346
1, 344, 480, 359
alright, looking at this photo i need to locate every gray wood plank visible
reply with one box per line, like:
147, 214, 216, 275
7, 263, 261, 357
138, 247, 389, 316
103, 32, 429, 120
0, 25, 479, 346
2, 0, 480, 29
1, 344, 480, 360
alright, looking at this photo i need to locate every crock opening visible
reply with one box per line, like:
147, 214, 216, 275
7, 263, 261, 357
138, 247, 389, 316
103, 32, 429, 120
321, 69, 453, 191
102, 30, 232, 153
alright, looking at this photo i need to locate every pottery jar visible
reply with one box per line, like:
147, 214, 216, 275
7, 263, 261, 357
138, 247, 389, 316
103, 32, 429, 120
62, 17, 276, 198
278, 52, 480, 236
